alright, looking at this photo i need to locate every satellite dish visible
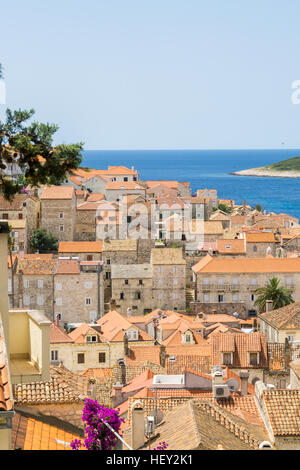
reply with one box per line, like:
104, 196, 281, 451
226, 378, 240, 393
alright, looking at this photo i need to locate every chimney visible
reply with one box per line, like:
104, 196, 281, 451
211, 310, 217, 315
110, 298, 116, 311
123, 332, 130, 356
88, 380, 97, 400
159, 345, 166, 367
127, 307, 132, 317
55, 314, 60, 327
239, 370, 249, 396
131, 402, 145, 450
265, 300, 273, 313
112, 381, 123, 407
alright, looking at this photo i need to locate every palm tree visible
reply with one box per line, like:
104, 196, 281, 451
254, 277, 294, 313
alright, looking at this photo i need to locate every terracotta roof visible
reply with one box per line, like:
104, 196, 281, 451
192, 254, 300, 273
212, 333, 267, 368
189, 220, 223, 235
18, 259, 57, 275
56, 259, 80, 275
146, 181, 179, 189
0, 335, 13, 411
217, 239, 246, 254
68, 323, 103, 344
76, 201, 101, 211
151, 247, 185, 265
23, 254, 54, 260
263, 389, 300, 436
11, 413, 83, 450
40, 186, 74, 200
125, 346, 162, 366
245, 232, 277, 243
50, 323, 73, 344
79, 368, 114, 379
59, 241, 103, 253
14, 377, 85, 405
260, 302, 300, 329
86, 193, 105, 202
106, 181, 144, 190
0, 194, 31, 211
97, 310, 154, 342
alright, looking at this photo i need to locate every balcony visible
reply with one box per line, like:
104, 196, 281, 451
9, 309, 51, 384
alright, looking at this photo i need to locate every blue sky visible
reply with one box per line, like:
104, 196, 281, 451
1, 0, 300, 150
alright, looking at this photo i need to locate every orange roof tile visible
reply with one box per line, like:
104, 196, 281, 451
50, 324, 73, 344
40, 186, 74, 200
193, 254, 300, 273
59, 241, 103, 253
217, 239, 246, 254
56, 259, 80, 275
245, 232, 277, 243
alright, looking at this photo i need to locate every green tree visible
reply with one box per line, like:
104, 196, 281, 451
254, 204, 262, 212
30, 228, 58, 253
254, 277, 294, 313
0, 63, 83, 200
218, 203, 232, 214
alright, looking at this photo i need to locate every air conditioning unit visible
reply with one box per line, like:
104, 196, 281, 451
213, 384, 230, 399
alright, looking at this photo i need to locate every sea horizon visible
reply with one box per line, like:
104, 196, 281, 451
82, 148, 300, 220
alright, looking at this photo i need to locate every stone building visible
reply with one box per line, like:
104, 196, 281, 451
151, 247, 186, 311
0, 194, 39, 252
58, 241, 103, 261
101, 239, 138, 305
259, 302, 300, 343
50, 310, 154, 373
111, 264, 153, 315
17, 257, 57, 319
243, 232, 279, 257
105, 181, 146, 202
54, 259, 104, 324
40, 185, 76, 242
192, 254, 300, 318
75, 201, 98, 241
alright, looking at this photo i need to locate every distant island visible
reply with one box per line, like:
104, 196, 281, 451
230, 155, 300, 178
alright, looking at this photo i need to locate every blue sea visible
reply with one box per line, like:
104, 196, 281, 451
81, 149, 300, 219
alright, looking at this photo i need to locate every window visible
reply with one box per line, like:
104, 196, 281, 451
173, 293, 178, 299
51, 350, 58, 362
59, 225, 64, 232
18, 213, 23, 220
158, 279, 163, 285
251, 278, 257, 285
232, 294, 239, 302
37, 295, 44, 306
185, 333, 192, 343
250, 294, 255, 302
204, 294, 209, 302
107, 259, 111, 265
253, 245, 257, 252
173, 266, 177, 273
86, 335, 97, 343
87, 255, 93, 261
120, 293, 124, 300
158, 293, 163, 299
56, 298, 62, 306
249, 352, 259, 366
203, 278, 209, 285
125, 280, 129, 285
222, 352, 233, 365
218, 278, 224, 285
59, 213, 64, 219
138, 280, 143, 285
24, 279, 29, 288
56, 283, 62, 291
14, 231, 19, 238
2, 213, 8, 220
85, 282, 92, 289
218, 294, 224, 303
232, 278, 239, 285
37, 279, 43, 288
173, 279, 178, 285
77, 353, 85, 364
99, 352, 106, 363
106, 272, 111, 280
124, 177, 128, 182
85, 298, 91, 306
136, 292, 141, 300
287, 334, 294, 343
127, 330, 138, 341
23, 295, 30, 306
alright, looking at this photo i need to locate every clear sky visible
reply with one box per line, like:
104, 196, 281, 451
1, 0, 300, 150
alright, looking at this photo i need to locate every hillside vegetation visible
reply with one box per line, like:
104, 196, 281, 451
265, 156, 300, 171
